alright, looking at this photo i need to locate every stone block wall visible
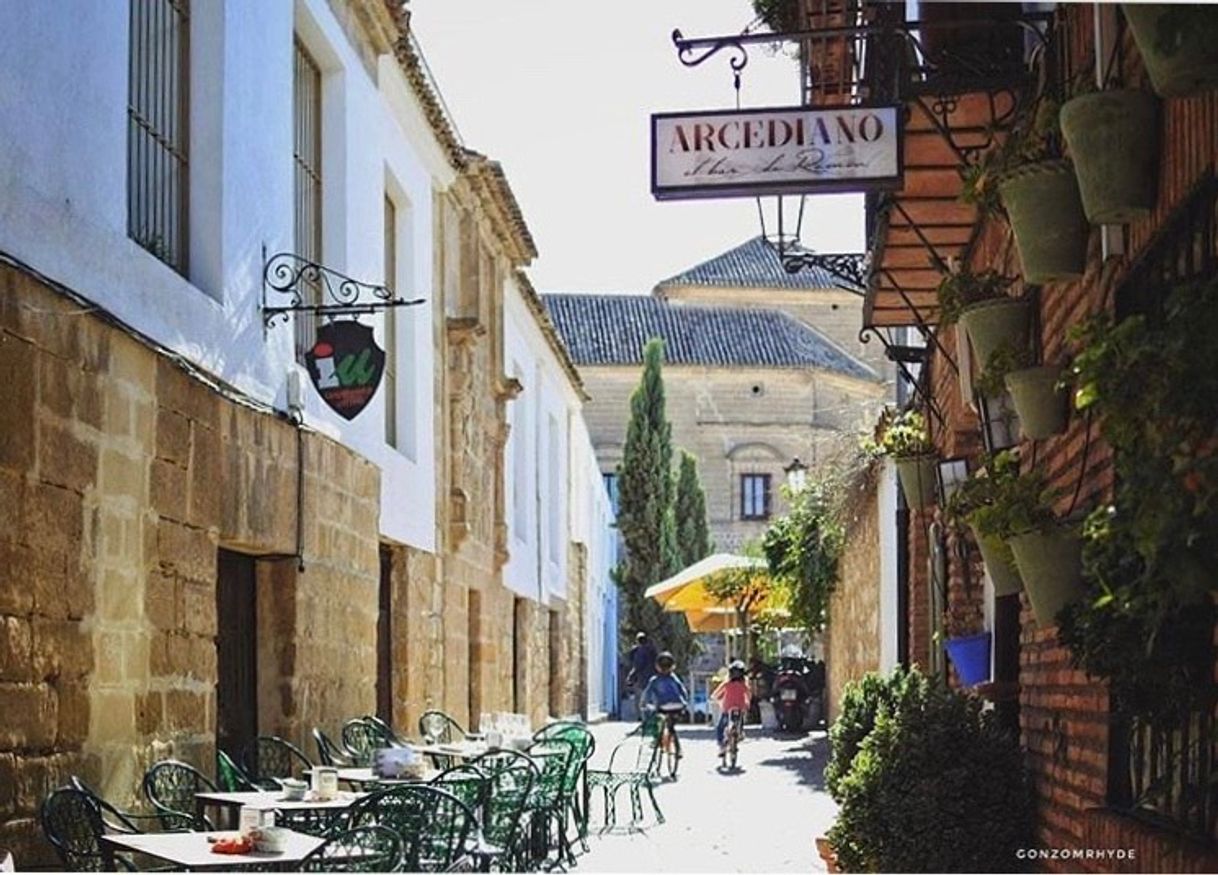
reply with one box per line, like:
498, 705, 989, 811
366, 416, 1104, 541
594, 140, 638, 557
826, 465, 881, 722
0, 265, 384, 863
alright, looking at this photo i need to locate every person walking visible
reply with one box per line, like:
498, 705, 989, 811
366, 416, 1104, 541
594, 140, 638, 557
626, 631, 658, 712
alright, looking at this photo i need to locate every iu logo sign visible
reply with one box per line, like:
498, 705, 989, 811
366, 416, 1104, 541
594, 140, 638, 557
305, 321, 386, 420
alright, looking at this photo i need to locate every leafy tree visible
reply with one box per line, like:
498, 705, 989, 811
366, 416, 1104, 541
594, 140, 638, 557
674, 450, 712, 567
763, 478, 844, 635
615, 338, 692, 665
703, 541, 774, 662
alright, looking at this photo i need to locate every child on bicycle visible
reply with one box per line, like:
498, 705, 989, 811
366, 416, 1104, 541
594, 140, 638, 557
640, 651, 688, 713
711, 659, 751, 757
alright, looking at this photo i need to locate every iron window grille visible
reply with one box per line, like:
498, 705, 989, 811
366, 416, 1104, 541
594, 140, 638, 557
740, 474, 772, 521
293, 38, 323, 358
1106, 172, 1217, 843
127, 0, 190, 274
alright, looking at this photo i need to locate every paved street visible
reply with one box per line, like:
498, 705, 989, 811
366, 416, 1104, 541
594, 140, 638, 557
577, 721, 837, 873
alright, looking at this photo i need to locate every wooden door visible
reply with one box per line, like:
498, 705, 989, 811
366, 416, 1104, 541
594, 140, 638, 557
376, 546, 393, 725
216, 549, 258, 759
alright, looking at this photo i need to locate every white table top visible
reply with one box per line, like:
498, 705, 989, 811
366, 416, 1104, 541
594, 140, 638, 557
101, 829, 325, 869
195, 789, 367, 810
307, 766, 434, 784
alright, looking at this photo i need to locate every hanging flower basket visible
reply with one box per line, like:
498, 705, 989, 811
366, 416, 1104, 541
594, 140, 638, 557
1060, 90, 1159, 225
958, 297, 1032, 368
945, 632, 992, 687
970, 525, 1023, 596
1123, 4, 1218, 98
1004, 365, 1069, 440
998, 160, 1089, 284
895, 454, 939, 509
1007, 522, 1085, 626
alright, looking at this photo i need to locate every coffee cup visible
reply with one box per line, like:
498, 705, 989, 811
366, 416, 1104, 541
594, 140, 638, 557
280, 778, 307, 801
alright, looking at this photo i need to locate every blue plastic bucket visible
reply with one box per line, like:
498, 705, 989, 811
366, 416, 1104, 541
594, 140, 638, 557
944, 632, 992, 687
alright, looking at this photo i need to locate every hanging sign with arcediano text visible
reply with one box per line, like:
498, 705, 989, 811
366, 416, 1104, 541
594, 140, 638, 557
651, 103, 902, 201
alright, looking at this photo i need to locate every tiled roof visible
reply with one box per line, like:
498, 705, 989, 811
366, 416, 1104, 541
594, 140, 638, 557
657, 236, 840, 290
541, 294, 876, 381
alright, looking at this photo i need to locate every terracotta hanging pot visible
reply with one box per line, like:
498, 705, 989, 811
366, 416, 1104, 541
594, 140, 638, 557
958, 297, 1032, 367
998, 160, 1089, 284
1060, 90, 1159, 225
895, 454, 939, 509
1123, 4, 1218, 97
1007, 522, 1085, 626
1005, 365, 1069, 440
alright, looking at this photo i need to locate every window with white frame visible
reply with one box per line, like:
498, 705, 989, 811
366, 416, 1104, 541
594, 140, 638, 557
293, 38, 323, 358
128, 0, 190, 273
547, 413, 561, 563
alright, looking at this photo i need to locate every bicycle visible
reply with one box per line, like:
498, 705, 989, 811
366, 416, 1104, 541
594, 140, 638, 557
724, 708, 744, 771
642, 705, 683, 779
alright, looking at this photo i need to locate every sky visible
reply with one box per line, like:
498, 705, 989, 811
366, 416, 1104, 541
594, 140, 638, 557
410, 0, 865, 293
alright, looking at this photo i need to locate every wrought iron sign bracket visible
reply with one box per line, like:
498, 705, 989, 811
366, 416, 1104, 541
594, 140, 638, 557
780, 250, 869, 295
261, 249, 425, 330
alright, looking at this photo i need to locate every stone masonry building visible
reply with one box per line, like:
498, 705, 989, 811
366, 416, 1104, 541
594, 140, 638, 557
0, 1, 614, 864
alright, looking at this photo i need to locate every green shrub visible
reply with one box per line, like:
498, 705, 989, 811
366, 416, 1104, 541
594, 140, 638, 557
828, 672, 1033, 873
824, 666, 928, 801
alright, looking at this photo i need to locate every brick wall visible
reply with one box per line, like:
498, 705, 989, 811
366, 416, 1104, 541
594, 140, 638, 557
915, 6, 1218, 870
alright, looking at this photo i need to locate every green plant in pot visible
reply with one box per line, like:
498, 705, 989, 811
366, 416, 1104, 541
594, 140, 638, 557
977, 345, 1070, 440
936, 261, 1030, 368
1058, 278, 1218, 728
969, 95, 1089, 283
1123, 4, 1218, 98
751, 0, 803, 33
961, 453, 1083, 625
878, 409, 938, 509
945, 452, 1025, 597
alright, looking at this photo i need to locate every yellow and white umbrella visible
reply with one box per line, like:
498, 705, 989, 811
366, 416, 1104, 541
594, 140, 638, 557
644, 553, 784, 627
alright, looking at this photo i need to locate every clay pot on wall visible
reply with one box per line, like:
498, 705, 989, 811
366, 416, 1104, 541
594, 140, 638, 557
958, 296, 1032, 367
998, 160, 1089, 284
1060, 90, 1159, 225
895, 454, 939, 509
1123, 4, 1218, 98
1004, 364, 1069, 440
970, 525, 1023, 597
1007, 522, 1085, 626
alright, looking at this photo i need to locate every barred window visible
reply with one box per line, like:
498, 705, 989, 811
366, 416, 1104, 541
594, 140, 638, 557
293, 39, 323, 357
127, 0, 190, 273
741, 474, 772, 521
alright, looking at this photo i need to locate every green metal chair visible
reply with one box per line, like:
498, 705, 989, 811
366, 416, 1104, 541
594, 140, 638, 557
585, 733, 665, 831
331, 784, 478, 872
532, 722, 596, 850
430, 764, 489, 814
43, 783, 165, 872
314, 727, 356, 767
299, 825, 404, 872
341, 717, 396, 766
523, 740, 578, 868
469, 750, 538, 872
418, 710, 465, 771
241, 735, 313, 789
143, 760, 217, 832
215, 749, 257, 791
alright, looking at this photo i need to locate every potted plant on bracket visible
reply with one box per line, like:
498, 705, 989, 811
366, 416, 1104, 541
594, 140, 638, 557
1122, 4, 1218, 98
877, 409, 938, 510
935, 260, 1029, 368
945, 451, 1025, 597
976, 345, 1070, 440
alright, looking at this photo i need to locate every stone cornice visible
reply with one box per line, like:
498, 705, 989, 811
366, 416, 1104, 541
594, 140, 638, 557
512, 271, 588, 402
461, 153, 538, 267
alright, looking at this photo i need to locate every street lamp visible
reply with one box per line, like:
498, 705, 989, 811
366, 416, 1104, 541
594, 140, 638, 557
784, 457, 808, 491
757, 195, 807, 260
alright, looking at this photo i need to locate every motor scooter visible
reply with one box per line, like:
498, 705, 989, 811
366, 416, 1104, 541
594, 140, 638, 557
772, 659, 810, 732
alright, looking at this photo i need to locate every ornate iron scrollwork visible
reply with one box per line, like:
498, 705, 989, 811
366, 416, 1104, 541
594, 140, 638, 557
779, 250, 869, 293
261, 251, 425, 328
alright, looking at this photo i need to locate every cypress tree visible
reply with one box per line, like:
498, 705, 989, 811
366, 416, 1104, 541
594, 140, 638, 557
615, 338, 692, 664
674, 450, 713, 567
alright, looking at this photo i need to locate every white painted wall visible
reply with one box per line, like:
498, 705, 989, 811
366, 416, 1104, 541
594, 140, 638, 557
0, 0, 457, 551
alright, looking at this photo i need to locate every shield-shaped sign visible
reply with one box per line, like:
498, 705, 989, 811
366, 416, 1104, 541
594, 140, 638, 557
304, 320, 386, 421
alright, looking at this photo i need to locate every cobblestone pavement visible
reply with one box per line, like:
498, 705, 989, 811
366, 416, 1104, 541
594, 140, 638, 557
574, 721, 836, 873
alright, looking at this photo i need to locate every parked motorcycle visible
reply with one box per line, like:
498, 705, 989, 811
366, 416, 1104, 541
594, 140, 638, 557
772, 659, 810, 732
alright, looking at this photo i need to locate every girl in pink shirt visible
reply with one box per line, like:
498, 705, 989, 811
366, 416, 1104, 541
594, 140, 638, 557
712, 660, 752, 755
